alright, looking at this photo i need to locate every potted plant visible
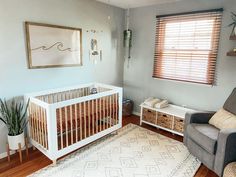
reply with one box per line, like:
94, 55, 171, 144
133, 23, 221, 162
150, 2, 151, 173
0, 98, 29, 150
228, 12, 236, 36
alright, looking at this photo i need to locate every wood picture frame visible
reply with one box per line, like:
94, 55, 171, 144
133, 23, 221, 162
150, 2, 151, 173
25, 22, 82, 69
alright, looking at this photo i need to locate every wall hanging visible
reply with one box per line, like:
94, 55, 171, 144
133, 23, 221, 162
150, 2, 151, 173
25, 22, 82, 69
228, 12, 236, 36
124, 8, 132, 67
87, 29, 103, 64
227, 12, 236, 56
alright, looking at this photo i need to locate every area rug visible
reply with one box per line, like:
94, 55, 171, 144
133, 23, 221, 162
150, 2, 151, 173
29, 124, 201, 177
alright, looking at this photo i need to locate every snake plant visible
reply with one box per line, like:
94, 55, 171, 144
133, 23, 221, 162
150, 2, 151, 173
228, 12, 236, 35
0, 98, 29, 136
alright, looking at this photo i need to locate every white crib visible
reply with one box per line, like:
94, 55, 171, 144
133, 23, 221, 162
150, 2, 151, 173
25, 83, 122, 164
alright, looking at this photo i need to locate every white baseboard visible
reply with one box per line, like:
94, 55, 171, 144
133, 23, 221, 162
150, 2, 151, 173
0, 150, 16, 159
132, 111, 140, 117
0, 144, 32, 159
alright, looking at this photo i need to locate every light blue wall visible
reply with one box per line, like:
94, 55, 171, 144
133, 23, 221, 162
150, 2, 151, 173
124, 0, 236, 113
0, 0, 124, 154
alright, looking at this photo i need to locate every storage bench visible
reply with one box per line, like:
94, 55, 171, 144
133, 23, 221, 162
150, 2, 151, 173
140, 103, 195, 136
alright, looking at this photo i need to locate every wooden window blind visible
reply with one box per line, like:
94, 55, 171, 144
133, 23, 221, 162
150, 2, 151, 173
153, 9, 223, 85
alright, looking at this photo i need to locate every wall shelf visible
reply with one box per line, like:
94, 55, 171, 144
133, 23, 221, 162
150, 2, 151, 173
230, 35, 236, 40
227, 35, 236, 56
227, 51, 236, 56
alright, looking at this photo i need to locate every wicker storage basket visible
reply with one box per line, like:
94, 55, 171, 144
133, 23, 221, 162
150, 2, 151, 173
156, 113, 173, 129
173, 117, 184, 133
142, 108, 156, 124
122, 99, 134, 116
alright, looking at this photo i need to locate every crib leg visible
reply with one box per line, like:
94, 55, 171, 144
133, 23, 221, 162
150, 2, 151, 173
52, 159, 57, 166
111, 130, 118, 135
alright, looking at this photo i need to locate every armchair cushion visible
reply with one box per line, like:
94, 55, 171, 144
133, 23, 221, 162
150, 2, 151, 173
187, 123, 220, 154
209, 108, 236, 130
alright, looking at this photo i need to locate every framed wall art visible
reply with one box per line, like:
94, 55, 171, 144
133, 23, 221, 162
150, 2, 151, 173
25, 22, 82, 69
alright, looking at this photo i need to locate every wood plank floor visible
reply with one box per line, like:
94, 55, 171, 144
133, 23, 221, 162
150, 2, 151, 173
0, 115, 218, 177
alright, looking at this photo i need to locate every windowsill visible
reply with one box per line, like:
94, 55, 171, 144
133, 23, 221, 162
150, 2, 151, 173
153, 77, 215, 87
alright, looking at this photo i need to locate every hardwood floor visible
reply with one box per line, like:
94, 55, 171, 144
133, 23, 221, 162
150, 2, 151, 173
0, 115, 218, 177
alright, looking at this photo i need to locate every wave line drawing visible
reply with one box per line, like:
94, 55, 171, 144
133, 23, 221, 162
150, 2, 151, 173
31, 42, 79, 52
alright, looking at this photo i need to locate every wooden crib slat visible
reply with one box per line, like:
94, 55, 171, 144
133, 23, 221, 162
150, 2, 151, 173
29, 103, 32, 140
75, 103, 78, 143
42, 107, 46, 148
103, 96, 107, 129
103, 97, 105, 131
99, 98, 102, 132
109, 95, 112, 127
59, 108, 63, 149
36, 105, 40, 144
44, 109, 48, 149
95, 99, 98, 134
70, 105, 73, 145
60, 93, 63, 102
38, 106, 43, 145
112, 94, 115, 126
88, 100, 91, 137
83, 102, 87, 138
33, 104, 37, 142
106, 96, 108, 129
79, 103, 82, 140
29, 103, 33, 141
65, 106, 69, 147
115, 94, 118, 125
41, 107, 45, 148
92, 99, 94, 135
63, 92, 66, 102
33, 103, 37, 142
39, 107, 44, 148
47, 95, 50, 104
65, 92, 68, 101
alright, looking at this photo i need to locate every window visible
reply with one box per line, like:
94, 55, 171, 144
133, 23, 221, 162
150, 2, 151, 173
153, 9, 223, 85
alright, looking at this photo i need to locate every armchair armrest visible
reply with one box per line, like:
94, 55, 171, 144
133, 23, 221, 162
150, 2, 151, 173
183, 111, 215, 146
214, 129, 236, 176
185, 111, 216, 125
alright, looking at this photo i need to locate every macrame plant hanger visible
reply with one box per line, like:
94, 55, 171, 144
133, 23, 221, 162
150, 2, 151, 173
124, 8, 132, 68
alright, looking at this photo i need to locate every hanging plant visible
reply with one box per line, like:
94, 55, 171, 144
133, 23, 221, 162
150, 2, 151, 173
228, 12, 236, 36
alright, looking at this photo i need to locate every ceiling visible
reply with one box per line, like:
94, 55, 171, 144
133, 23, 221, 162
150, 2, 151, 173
96, 0, 182, 9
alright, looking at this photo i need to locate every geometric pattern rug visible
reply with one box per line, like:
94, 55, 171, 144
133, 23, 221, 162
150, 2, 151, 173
28, 124, 201, 177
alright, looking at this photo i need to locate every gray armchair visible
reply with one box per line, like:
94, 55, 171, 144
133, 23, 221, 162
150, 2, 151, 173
184, 88, 236, 177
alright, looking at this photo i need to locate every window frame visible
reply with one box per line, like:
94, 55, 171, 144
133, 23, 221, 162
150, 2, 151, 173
153, 8, 223, 85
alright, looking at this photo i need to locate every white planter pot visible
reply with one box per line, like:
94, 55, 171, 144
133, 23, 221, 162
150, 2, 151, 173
7, 132, 25, 150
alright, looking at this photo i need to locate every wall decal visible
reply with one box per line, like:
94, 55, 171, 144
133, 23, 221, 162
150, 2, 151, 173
25, 22, 82, 69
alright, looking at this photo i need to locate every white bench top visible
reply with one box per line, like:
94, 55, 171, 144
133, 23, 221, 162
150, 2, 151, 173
140, 103, 196, 119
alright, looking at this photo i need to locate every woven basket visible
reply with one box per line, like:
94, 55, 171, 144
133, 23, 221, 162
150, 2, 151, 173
143, 108, 156, 124
156, 113, 173, 129
173, 117, 184, 133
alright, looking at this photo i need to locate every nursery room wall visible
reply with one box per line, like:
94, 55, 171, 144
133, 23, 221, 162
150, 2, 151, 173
123, 0, 236, 113
0, 0, 124, 156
